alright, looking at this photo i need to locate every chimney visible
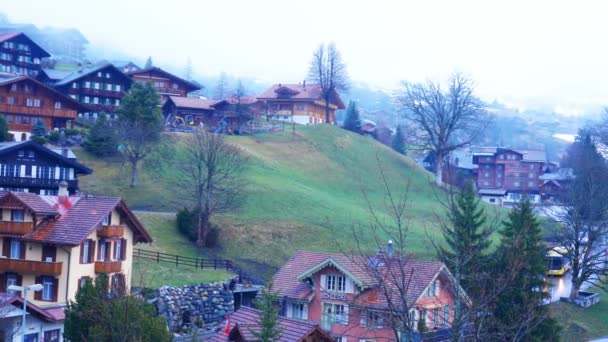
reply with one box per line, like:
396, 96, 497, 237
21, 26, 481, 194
58, 181, 69, 203
387, 240, 394, 257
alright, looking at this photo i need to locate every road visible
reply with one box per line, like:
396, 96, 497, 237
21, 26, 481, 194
546, 271, 596, 303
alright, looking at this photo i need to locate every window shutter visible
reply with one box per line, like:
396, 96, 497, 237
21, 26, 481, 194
286, 302, 293, 318
320, 275, 326, 290
52, 278, 58, 302
19, 241, 25, 259
0, 273, 6, 292
345, 278, 354, 294
435, 280, 440, 296
79, 242, 84, 264
34, 276, 42, 300
121, 238, 127, 260
90, 240, 96, 263
343, 305, 349, 324
360, 310, 367, 326
303, 304, 308, 320
97, 240, 102, 261
2, 239, 9, 257
16, 274, 22, 287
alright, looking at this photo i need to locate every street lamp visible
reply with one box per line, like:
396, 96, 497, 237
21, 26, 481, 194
8, 284, 43, 342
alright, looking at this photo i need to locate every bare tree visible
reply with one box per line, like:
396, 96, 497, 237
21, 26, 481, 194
178, 128, 248, 247
397, 73, 489, 187
213, 72, 230, 100
308, 42, 349, 123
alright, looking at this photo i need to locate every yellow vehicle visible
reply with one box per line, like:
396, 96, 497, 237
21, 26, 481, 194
546, 246, 570, 276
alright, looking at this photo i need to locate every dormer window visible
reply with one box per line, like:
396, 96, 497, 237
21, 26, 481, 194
426, 280, 439, 297
102, 213, 111, 226
11, 209, 24, 222
17, 150, 24, 157
325, 275, 347, 292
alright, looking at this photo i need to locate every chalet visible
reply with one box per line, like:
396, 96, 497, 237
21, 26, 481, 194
211, 97, 262, 133
36, 68, 72, 86
473, 147, 548, 205
0, 32, 50, 77
0, 140, 92, 195
112, 61, 141, 74
208, 306, 334, 342
51, 61, 133, 117
272, 249, 465, 341
257, 82, 345, 125
127, 67, 201, 102
0, 293, 64, 341
162, 96, 217, 128
539, 167, 574, 202
0, 186, 153, 340
0, 73, 85, 141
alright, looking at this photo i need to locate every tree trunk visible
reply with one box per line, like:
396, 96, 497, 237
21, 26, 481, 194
325, 93, 331, 124
570, 285, 580, 298
435, 153, 444, 187
130, 160, 138, 187
196, 209, 205, 248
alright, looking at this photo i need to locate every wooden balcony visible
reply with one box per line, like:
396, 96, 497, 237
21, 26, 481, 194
95, 260, 122, 273
0, 104, 77, 119
0, 258, 62, 275
97, 225, 124, 238
0, 221, 33, 235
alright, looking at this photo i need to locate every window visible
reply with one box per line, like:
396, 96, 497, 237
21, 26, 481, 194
10, 239, 21, 259
114, 239, 123, 260
27, 150, 34, 158
337, 276, 346, 292
426, 280, 439, 297
513, 181, 520, 187
6, 273, 18, 295
528, 181, 534, 187
84, 96, 90, 104
115, 99, 120, 106
334, 337, 347, 342
290, 302, 306, 319
115, 84, 121, 92
443, 305, 450, 328
106, 73, 111, 78
11, 209, 25, 222
54, 101, 61, 109
17, 150, 24, 157
94, 82, 100, 90
529, 164, 535, 170
103, 213, 111, 225
510, 193, 521, 200
42, 276, 54, 301
497, 182, 502, 187
84, 81, 91, 88
499, 154, 504, 160
99, 240, 108, 261
43, 329, 61, 342
296, 105, 305, 110
72, 82, 78, 89
106, 83, 113, 91
93, 97, 99, 104
364, 311, 384, 329
326, 275, 336, 291
433, 307, 439, 327
529, 173, 535, 179
489, 198, 496, 203
497, 172, 502, 178
82, 240, 91, 263
7, 96, 15, 105
484, 172, 489, 177
172, 83, 179, 89
97, 71, 102, 77
79, 277, 90, 288
322, 302, 348, 325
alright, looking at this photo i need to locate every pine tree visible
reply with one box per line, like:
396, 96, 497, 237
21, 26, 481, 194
30, 118, 48, 144
144, 56, 153, 69
83, 113, 117, 156
252, 282, 283, 342
343, 101, 362, 133
491, 200, 560, 340
0, 115, 9, 141
392, 125, 406, 155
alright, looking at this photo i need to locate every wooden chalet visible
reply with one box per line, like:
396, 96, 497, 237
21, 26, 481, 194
127, 67, 201, 102
257, 82, 345, 125
0, 32, 50, 77
51, 61, 133, 116
211, 96, 262, 133
162, 96, 217, 127
0, 73, 86, 141
0, 140, 92, 195
112, 60, 141, 74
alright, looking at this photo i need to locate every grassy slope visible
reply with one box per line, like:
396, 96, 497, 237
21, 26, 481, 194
548, 287, 608, 340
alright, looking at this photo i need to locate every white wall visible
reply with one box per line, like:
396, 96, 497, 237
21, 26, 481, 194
0, 308, 64, 342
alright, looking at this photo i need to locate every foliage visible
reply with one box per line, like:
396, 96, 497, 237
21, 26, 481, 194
417, 317, 428, 333
144, 56, 153, 69
176, 207, 198, 241
343, 101, 362, 133
64, 274, 171, 342
48, 131, 61, 143
251, 282, 283, 342
0, 115, 9, 141
308, 42, 349, 123
115, 82, 163, 187
84, 113, 117, 157
30, 119, 48, 144
391, 125, 406, 155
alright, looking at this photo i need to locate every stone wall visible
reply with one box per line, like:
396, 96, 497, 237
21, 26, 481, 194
153, 282, 234, 334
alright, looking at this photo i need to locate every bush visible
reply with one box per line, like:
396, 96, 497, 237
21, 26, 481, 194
206, 226, 220, 248
83, 113, 117, 157
176, 207, 197, 241
64, 128, 81, 137
48, 131, 61, 143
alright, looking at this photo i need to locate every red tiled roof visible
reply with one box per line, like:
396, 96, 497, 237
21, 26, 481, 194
207, 306, 331, 342
0, 293, 63, 322
167, 96, 217, 110
0, 192, 58, 215
257, 84, 345, 109
273, 251, 446, 308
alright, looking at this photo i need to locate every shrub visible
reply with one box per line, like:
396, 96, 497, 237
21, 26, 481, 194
206, 225, 220, 248
83, 113, 117, 157
64, 128, 81, 137
176, 207, 197, 241
48, 131, 61, 143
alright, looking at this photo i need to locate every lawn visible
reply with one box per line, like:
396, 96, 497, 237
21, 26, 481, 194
132, 212, 232, 288
548, 287, 608, 340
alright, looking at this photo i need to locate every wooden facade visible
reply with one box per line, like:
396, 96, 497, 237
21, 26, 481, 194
0, 32, 50, 77
0, 75, 84, 139
162, 96, 216, 128
127, 67, 201, 102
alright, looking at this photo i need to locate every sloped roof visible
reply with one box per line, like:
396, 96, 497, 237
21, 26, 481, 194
40, 68, 72, 81
0, 141, 92, 174
127, 67, 201, 92
207, 306, 332, 342
166, 96, 217, 110
54, 61, 132, 86
0, 293, 63, 322
471, 147, 547, 162
213, 96, 259, 107
0, 74, 87, 112
0, 192, 58, 215
257, 83, 345, 109
0, 32, 50, 58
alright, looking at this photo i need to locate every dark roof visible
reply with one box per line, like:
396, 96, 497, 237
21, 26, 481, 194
39, 68, 72, 81
111, 61, 141, 70
127, 67, 201, 92
0, 293, 63, 322
207, 306, 332, 342
472, 147, 547, 162
0, 73, 88, 111
212, 96, 259, 107
54, 61, 132, 86
0, 141, 92, 174
165, 96, 217, 110
0, 193, 152, 245
257, 83, 345, 109
0, 32, 51, 58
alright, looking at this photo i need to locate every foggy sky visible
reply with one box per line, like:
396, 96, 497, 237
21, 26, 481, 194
4, 0, 608, 115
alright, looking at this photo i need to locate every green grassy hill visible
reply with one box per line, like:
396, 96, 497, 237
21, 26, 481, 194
78, 124, 467, 272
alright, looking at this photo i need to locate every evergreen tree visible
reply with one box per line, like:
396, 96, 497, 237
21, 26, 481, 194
144, 56, 153, 69
391, 125, 406, 155
83, 113, 117, 156
343, 101, 362, 133
491, 200, 560, 341
0, 115, 9, 141
30, 118, 48, 144
252, 282, 283, 342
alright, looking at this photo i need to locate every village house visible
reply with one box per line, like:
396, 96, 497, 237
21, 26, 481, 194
211, 97, 262, 133
0, 140, 92, 195
50, 61, 133, 118
111, 61, 141, 74
257, 82, 345, 125
127, 66, 201, 102
272, 249, 464, 342
0, 186, 153, 341
162, 96, 217, 127
208, 306, 334, 342
0, 32, 50, 77
473, 147, 548, 206
0, 73, 85, 141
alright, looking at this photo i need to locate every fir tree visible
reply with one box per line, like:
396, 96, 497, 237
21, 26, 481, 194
252, 282, 283, 342
491, 200, 560, 340
30, 118, 48, 144
0, 115, 9, 141
343, 101, 362, 133
83, 113, 117, 156
144, 56, 153, 69
392, 125, 406, 155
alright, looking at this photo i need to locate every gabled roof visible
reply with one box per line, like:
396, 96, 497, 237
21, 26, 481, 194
297, 257, 367, 288
0, 141, 92, 174
0, 293, 63, 322
472, 147, 547, 162
0, 32, 51, 58
257, 83, 345, 109
164, 96, 217, 110
54, 61, 132, 86
127, 67, 201, 92
0, 192, 58, 215
212, 96, 259, 107
39, 68, 72, 81
206, 306, 333, 342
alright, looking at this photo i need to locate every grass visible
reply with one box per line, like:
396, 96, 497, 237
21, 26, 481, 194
548, 287, 608, 340
131, 212, 232, 288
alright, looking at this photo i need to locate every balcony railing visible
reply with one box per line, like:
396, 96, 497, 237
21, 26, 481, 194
0, 258, 62, 275
0, 221, 33, 235
0, 177, 77, 189
0, 104, 77, 119
95, 260, 122, 273
78, 88, 125, 98
97, 225, 125, 238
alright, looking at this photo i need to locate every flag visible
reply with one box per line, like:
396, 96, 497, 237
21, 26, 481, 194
224, 314, 231, 336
